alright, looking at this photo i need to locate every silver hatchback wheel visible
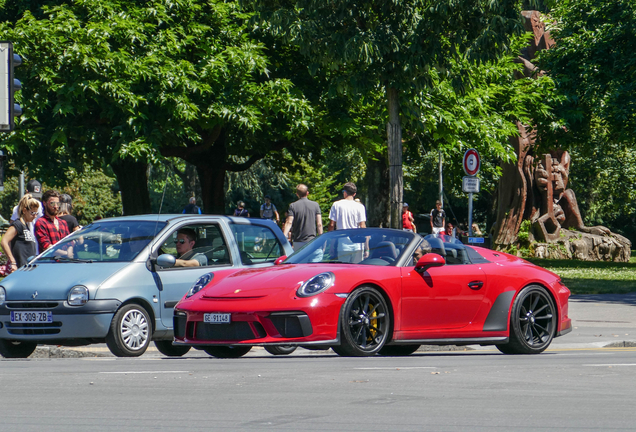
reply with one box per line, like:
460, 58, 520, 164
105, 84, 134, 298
120, 309, 149, 350
106, 304, 152, 357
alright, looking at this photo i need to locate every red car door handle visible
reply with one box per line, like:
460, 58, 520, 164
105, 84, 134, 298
468, 281, 484, 290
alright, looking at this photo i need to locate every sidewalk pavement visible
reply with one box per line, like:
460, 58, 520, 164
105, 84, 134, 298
550, 293, 636, 349
29, 294, 636, 358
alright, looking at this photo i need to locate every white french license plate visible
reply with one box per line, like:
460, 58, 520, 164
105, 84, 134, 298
10, 311, 53, 323
204, 313, 230, 324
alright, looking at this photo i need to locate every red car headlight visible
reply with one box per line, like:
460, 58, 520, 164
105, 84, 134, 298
297, 272, 335, 297
186, 273, 214, 298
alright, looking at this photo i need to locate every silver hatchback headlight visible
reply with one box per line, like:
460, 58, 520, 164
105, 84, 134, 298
0, 286, 5, 305
68, 285, 88, 306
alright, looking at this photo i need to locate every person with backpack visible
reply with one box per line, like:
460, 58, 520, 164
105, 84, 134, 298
260, 195, 280, 224
182, 197, 202, 214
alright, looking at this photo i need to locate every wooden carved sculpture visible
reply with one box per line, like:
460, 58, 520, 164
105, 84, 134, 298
533, 150, 610, 242
493, 11, 631, 261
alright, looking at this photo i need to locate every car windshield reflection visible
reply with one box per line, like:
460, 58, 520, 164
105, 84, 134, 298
37, 221, 167, 263
284, 229, 415, 266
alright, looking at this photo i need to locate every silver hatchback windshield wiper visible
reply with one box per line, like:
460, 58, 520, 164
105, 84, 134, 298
52, 256, 94, 263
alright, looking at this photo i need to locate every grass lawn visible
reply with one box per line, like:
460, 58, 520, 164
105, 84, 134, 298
527, 251, 636, 295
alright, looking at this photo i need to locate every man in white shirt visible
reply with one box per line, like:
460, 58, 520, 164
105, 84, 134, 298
328, 182, 367, 262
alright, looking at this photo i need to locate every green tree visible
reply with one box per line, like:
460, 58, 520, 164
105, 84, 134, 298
247, 0, 538, 227
538, 0, 636, 147
1, 0, 314, 214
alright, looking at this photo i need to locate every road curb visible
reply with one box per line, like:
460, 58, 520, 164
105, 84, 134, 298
603, 341, 636, 348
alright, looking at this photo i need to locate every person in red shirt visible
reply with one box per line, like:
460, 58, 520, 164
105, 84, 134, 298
34, 190, 71, 256
402, 203, 416, 233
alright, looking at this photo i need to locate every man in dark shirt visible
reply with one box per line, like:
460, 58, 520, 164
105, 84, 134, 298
430, 200, 446, 235
35, 190, 71, 255
283, 184, 323, 250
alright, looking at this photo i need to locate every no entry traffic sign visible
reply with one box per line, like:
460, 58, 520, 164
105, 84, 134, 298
463, 149, 481, 176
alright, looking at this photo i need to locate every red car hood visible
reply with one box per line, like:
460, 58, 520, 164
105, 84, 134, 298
202, 264, 396, 299
201, 264, 346, 299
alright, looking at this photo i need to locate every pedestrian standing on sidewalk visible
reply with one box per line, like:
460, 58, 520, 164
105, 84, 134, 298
328, 182, 367, 262
59, 194, 80, 232
233, 201, 250, 217
34, 190, 71, 255
10, 179, 44, 253
260, 195, 280, 224
283, 185, 322, 251
430, 200, 446, 235
182, 197, 202, 214
328, 182, 366, 231
402, 203, 416, 232
1, 194, 39, 270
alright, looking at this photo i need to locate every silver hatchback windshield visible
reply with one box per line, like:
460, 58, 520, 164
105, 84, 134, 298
37, 221, 167, 263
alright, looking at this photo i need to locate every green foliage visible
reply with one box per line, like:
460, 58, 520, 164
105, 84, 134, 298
0, 168, 121, 226
62, 170, 122, 225
528, 255, 636, 295
517, 220, 532, 244
249, 0, 530, 94
566, 143, 636, 242
0, 0, 315, 213
538, 0, 636, 147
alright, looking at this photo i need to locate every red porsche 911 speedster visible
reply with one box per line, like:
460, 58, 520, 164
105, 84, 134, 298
173, 228, 571, 357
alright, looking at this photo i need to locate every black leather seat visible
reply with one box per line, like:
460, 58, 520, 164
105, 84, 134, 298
371, 241, 398, 261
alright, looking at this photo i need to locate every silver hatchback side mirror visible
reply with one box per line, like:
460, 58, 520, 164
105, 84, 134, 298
156, 254, 176, 268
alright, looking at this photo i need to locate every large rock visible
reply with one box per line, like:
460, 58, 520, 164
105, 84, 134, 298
532, 230, 631, 262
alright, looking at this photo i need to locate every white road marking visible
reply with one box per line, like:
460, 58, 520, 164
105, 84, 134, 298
583, 364, 636, 367
99, 371, 190, 374
354, 367, 437, 370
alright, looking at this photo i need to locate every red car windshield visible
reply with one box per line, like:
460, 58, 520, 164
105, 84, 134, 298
284, 229, 414, 266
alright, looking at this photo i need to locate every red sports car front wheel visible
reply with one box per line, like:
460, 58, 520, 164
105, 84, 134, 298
332, 286, 390, 357
497, 285, 556, 355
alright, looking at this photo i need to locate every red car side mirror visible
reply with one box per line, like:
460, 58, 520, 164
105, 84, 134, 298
274, 256, 287, 265
415, 253, 445, 273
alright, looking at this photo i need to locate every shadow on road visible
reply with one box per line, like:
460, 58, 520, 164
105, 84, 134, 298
570, 293, 636, 306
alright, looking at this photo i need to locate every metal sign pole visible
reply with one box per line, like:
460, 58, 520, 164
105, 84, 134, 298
438, 151, 443, 207
468, 192, 473, 236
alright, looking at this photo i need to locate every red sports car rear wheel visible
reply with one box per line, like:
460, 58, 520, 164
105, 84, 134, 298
332, 286, 390, 357
497, 285, 556, 355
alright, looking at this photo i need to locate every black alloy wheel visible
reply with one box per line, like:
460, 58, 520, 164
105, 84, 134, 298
154, 340, 191, 357
0, 340, 37, 358
264, 345, 297, 355
497, 285, 556, 355
203, 345, 252, 358
332, 286, 390, 357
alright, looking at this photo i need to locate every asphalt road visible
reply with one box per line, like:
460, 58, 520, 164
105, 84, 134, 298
2, 348, 636, 432
2, 294, 636, 431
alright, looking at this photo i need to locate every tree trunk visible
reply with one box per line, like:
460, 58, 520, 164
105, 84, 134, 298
197, 163, 227, 214
365, 150, 390, 227
386, 86, 403, 229
111, 158, 152, 215
184, 163, 201, 202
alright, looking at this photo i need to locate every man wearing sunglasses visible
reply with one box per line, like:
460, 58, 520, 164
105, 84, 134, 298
174, 228, 207, 267
34, 190, 71, 255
